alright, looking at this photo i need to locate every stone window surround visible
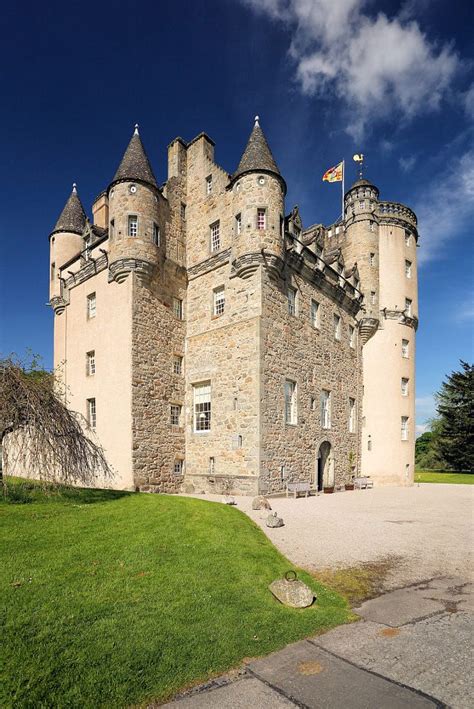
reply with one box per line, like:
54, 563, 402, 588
170, 403, 183, 428
401, 377, 409, 396
256, 206, 267, 230
401, 416, 409, 441
206, 174, 213, 195
349, 325, 355, 348
321, 389, 331, 429
401, 339, 409, 358
127, 214, 138, 237
212, 285, 225, 317
173, 297, 184, 320
349, 397, 356, 433
287, 286, 297, 316
86, 350, 95, 376
405, 260, 412, 278
235, 213, 242, 235
333, 314, 341, 340
193, 381, 211, 433
284, 379, 297, 426
173, 458, 184, 475
210, 220, 221, 253
172, 354, 183, 375
87, 397, 96, 430
87, 292, 96, 319
310, 299, 320, 329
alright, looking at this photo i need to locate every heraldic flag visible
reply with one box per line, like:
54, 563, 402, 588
322, 161, 343, 182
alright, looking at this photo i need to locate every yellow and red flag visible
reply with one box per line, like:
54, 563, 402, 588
322, 161, 343, 183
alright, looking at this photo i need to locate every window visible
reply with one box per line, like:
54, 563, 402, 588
287, 287, 297, 316
86, 351, 95, 376
349, 325, 355, 348
209, 457, 215, 474
349, 397, 356, 433
321, 390, 331, 429
180, 202, 186, 220
110, 219, 115, 239
87, 293, 96, 319
284, 380, 297, 424
213, 286, 225, 316
310, 300, 320, 328
210, 221, 220, 252
87, 398, 96, 430
194, 382, 211, 432
401, 378, 409, 396
206, 175, 213, 195
235, 213, 242, 235
334, 314, 341, 340
153, 223, 160, 246
50, 262, 55, 281
405, 298, 412, 316
401, 416, 409, 441
405, 230, 410, 246
257, 208, 266, 230
359, 200, 365, 210
170, 404, 182, 428
173, 459, 184, 475
401, 339, 409, 358
369, 220, 375, 232
173, 297, 183, 320
280, 465, 287, 480
173, 355, 183, 375
370, 291, 376, 305
310, 397, 316, 411
405, 260, 412, 278
128, 215, 138, 237
370, 252, 375, 266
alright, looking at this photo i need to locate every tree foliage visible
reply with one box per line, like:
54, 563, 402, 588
0, 354, 112, 487
435, 361, 474, 472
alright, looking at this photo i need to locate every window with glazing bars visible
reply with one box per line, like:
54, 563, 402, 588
128, 215, 138, 237
194, 382, 211, 432
173, 459, 184, 475
310, 299, 320, 328
87, 351, 95, 376
213, 286, 225, 316
87, 293, 96, 319
334, 314, 341, 340
257, 208, 266, 230
173, 297, 183, 320
206, 175, 213, 194
87, 398, 96, 430
210, 221, 220, 252
170, 404, 182, 427
321, 390, 331, 429
284, 380, 297, 424
173, 355, 183, 375
235, 213, 242, 235
288, 287, 296, 316
349, 397, 356, 432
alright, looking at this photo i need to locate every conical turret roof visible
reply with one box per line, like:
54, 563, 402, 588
50, 184, 87, 236
231, 117, 285, 190
110, 125, 158, 190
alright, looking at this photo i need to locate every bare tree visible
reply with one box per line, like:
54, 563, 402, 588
0, 355, 112, 489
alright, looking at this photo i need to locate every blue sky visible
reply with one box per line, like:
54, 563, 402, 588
1, 0, 472, 434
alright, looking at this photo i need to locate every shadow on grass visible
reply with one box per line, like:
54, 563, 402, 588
1, 477, 133, 505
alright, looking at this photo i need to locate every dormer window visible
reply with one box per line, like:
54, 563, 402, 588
128, 215, 138, 237
206, 175, 213, 195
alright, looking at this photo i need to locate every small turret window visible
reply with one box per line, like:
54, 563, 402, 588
401, 416, 409, 441
128, 215, 138, 237
405, 298, 412, 316
370, 252, 375, 266
370, 291, 376, 305
359, 200, 365, 209
206, 175, 213, 195
257, 208, 266, 230
153, 223, 160, 246
405, 230, 411, 246
110, 219, 115, 239
401, 339, 409, 358
181, 203, 186, 220
235, 213, 242, 235
401, 378, 409, 396
405, 260, 412, 278
50, 262, 55, 281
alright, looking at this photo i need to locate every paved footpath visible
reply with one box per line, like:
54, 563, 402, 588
161, 576, 473, 709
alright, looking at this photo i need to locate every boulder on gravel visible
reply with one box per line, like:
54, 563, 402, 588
266, 512, 284, 528
252, 495, 272, 511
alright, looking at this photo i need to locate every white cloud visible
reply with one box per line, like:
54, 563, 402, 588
399, 155, 416, 172
414, 146, 474, 264
464, 84, 474, 118
241, 0, 460, 137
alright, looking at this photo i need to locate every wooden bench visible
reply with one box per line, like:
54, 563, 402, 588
353, 477, 374, 490
286, 481, 311, 498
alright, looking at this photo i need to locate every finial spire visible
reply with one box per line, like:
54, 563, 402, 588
72, 182, 77, 193
352, 153, 365, 179
134, 123, 139, 135
254, 115, 260, 126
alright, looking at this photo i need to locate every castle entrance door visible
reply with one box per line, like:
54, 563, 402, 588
316, 441, 332, 491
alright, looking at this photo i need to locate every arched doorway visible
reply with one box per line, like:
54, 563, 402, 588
316, 441, 333, 491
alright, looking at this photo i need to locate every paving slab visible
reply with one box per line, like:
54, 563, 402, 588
160, 677, 296, 708
247, 639, 437, 708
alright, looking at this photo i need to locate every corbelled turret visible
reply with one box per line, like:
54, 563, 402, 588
109, 125, 158, 191
49, 184, 87, 304
230, 116, 286, 193
50, 183, 87, 237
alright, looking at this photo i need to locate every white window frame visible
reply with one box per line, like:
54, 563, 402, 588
310, 299, 320, 329
128, 214, 138, 237
359, 200, 365, 210
405, 260, 412, 278
210, 221, 220, 252
284, 380, 297, 425
257, 208, 266, 230
235, 213, 242, 235
401, 378, 409, 397
194, 382, 211, 432
153, 222, 160, 246
401, 416, 409, 441
87, 398, 96, 430
87, 293, 96, 319
370, 252, 375, 266
173, 459, 184, 475
172, 355, 183, 375
405, 298, 412, 316
288, 287, 297, 316
349, 397, 356, 433
213, 286, 225, 317
370, 291, 376, 305
405, 231, 410, 246
173, 297, 183, 320
401, 339, 409, 358
206, 175, 213, 195
86, 350, 95, 376
170, 404, 182, 428
334, 314, 341, 340
349, 325, 355, 348
321, 390, 331, 429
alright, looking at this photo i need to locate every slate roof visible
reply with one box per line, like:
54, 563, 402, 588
347, 177, 379, 194
232, 118, 284, 189
51, 185, 87, 236
110, 126, 158, 189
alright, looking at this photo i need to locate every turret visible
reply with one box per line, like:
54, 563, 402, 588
229, 117, 286, 278
49, 184, 86, 301
107, 125, 162, 284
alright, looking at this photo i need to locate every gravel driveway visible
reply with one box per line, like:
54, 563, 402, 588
189, 484, 474, 591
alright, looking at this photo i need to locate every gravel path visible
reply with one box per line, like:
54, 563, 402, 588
184, 484, 474, 590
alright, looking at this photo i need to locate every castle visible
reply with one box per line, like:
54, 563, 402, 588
47, 119, 418, 494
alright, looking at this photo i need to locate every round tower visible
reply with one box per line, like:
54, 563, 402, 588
342, 175, 418, 485
229, 117, 286, 278
49, 183, 86, 304
107, 125, 162, 284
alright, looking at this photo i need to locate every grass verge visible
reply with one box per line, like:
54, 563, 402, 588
1, 479, 351, 707
415, 470, 473, 485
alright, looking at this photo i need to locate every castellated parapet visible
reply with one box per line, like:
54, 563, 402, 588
19, 118, 419, 494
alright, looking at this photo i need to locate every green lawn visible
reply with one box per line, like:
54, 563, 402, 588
415, 470, 473, 484
1, 481, 351, 708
